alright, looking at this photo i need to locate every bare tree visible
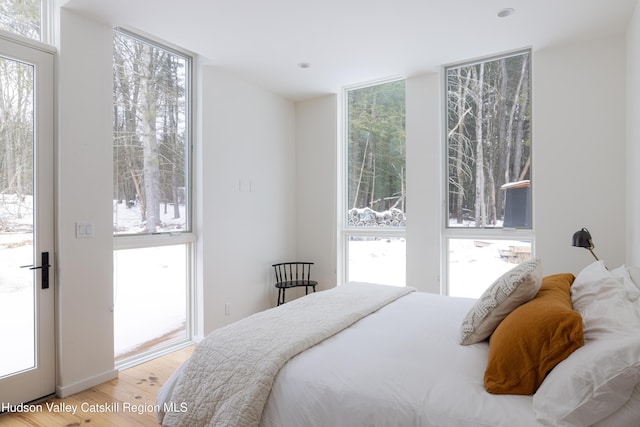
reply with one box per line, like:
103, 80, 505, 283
446, 52, 531, 228
447, 68, 473, 224
471, 64, 487, 227
138, 43, 162, 232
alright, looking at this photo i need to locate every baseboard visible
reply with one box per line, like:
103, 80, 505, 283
56, 369, 119, 398
116, 340, 195, 371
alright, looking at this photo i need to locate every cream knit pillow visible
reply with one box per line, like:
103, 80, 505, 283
460, 259, 542, 345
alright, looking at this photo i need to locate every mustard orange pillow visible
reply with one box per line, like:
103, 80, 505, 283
484, 273, 583, 395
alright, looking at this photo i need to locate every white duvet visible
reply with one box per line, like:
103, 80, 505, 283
261, 291, 540, 427
159, 282, 414, 427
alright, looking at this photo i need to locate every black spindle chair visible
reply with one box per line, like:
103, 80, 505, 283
272, 262, 318, 306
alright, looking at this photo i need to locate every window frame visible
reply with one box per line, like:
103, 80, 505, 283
112, 28, 196, 367
338, 77, 407, 286
441, 49, 534, 296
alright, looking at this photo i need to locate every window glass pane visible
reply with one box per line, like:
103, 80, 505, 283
0, 56, 35, 377
347, 80, 406, 228
113, 30, 190, 235
0, 0, 40, 40
448, 238, 531, 298
343, 80, 406, 287
446, 51, 531, 229
114, 245, 187, 361
348, 236, 405, 286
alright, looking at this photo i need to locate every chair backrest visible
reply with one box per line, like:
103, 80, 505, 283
272, 262, 314, 283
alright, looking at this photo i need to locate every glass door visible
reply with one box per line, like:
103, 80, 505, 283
0, 36, 55, 405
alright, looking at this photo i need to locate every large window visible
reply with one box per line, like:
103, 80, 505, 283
112, 29, 193, 365
444, 50, 532, 297
342, 79, 406, 286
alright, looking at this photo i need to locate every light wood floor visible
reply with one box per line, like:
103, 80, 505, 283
0, 345, 194, 427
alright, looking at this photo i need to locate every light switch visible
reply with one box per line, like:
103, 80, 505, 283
239, 178, 254, 193
76, 221, 95, 238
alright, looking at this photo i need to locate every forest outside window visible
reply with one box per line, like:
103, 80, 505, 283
444, 50, 533, 297
113, 29, 191, 236
343, 79, 406, 286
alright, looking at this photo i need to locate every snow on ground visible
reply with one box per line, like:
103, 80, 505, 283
113, 199, 187, 234
0, 198, 190, 374
348, 237, 527, 298
113, 244, 187, 358
0, 194, 36, 377
113, 201, 188, 358
349, 237, 406, 286
0, 242, 35, 378
448, 239, 529, 298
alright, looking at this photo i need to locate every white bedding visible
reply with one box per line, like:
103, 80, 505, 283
159, 282, 414, 427
157, 281, 639, 427
158, 288, 538, 427
262, 291, 538, 427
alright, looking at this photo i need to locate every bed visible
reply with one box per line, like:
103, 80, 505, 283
156, 260, 640, 427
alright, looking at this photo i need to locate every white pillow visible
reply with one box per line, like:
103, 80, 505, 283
533, 261, 640, 426
611, 265, 640, 302
459, 259, 542, 345
533, 336, 640, 427
571, 261, 640, 339
594, 383, 640, 427
629, 265, 640, 290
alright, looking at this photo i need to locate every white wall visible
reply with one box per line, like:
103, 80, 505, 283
199, 67, 297, 333
294, 95, 338, 292
405, 73, 441, 293
533, 36, 626, 274
627, 3, 640, 266
56, 9, 116, 396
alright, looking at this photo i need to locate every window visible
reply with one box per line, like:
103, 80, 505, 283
113, 29, 190, 235
112, 29, 193, 365
444, 50, 532, 296
0, 0, 48, 42
342, 79, 406, 286
113, 245, 188, 360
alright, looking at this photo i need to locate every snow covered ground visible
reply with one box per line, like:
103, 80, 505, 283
0, 194, 35, 378
0, 240, 35, 378
348, 237, 526, 298
448, 239, 530, 298
349, 237, 406, 286
113, 244, 187, 359
112, 200, 188, 359
0, 197, 190, 375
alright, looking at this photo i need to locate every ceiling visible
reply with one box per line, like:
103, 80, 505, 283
60, 0, 638, 101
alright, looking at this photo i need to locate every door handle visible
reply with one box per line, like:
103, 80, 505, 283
20, 252, 51, 289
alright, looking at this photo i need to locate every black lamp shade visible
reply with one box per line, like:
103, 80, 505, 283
572, 228, 593, 249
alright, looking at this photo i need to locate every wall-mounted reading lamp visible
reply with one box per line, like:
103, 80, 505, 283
571, 227, 600, 261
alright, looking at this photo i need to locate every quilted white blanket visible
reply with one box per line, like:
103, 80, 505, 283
161, 282, 415, 427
